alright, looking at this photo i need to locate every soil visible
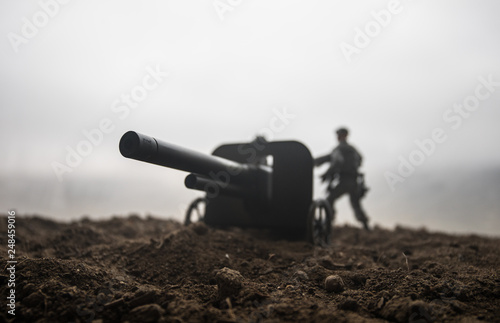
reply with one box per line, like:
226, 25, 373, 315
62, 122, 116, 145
1, 214, 499, 322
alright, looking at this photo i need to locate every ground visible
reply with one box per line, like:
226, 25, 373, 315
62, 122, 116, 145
1, 214, 499, 322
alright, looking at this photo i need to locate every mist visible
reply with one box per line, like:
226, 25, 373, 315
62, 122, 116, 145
1, 0, 499, 236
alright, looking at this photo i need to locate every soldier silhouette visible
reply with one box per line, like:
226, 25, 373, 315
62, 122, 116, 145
315, 127, 370, 230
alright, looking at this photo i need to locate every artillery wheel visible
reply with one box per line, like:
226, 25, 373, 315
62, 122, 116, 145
184, 197, 207, 225
307, 199, 333, 246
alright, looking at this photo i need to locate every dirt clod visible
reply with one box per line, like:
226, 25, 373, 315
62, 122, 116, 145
215, 267, 244, 299
129, 289, 159, 308
294, 270, 309, 282
24, 291, 44, 307
339, 297, 358, 311
189, 222, 209, 235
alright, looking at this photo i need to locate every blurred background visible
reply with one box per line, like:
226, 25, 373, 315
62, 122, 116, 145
1, 0, 499, 236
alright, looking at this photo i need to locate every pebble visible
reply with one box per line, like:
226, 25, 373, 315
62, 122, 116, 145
215, 267, 244, 299
324, 275, 345, 293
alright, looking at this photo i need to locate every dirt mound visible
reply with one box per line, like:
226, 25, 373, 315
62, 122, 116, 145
1, 214, 499, 322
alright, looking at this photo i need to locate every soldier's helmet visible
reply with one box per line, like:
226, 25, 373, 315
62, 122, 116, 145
335, 127, 349, 136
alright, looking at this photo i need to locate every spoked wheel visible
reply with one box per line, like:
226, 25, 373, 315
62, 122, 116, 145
307, 199, 333, 246
184, 197, 207, 225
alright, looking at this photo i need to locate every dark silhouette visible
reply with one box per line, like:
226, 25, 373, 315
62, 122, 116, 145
119, 131, 333, 244
315, 127, 370, 230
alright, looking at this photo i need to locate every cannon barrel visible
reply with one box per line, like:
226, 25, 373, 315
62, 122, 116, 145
185, 173, 244, 197
119, 131, 268, 195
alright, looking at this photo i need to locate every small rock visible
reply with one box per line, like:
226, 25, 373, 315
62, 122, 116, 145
128, 303, 165, 323
215, 267, 244, 299
324, 275, 345, 293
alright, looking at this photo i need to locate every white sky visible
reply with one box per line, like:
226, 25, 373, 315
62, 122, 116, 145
1, 0, 499, 235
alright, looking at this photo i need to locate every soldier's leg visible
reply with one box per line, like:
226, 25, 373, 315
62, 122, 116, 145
348, 186, 370, 230
326, 181, 349, 222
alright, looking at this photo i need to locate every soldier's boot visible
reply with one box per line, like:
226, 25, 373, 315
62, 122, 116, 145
354, 210, 370, 231
362, 219, 370, 231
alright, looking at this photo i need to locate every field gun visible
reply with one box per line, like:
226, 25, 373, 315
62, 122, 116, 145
119, 131, 333, 244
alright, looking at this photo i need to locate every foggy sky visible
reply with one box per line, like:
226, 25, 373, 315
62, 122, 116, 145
1, 0, 500, 236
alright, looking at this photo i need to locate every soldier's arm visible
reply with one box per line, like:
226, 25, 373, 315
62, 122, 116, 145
314, 154, 330, 167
